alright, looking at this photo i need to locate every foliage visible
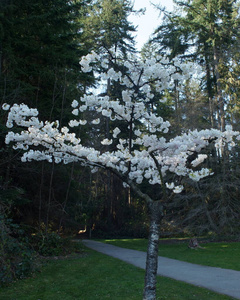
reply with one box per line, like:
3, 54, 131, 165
0, 0, 96, 232
0, 0, 140, 243
0, 0, 88, 113
151, 0, 240, 131
0, 214, 83, 286
82, 0, 136, 54
0, 216, 37, 286
30, 230, 80, 257
145, 0, 240, 236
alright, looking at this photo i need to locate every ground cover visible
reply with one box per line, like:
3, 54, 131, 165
102, 238, 240, 271
0, 244, 235, 300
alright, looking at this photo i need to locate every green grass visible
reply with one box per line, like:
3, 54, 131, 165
102, 238, 240, 271
0, 244, 235, 300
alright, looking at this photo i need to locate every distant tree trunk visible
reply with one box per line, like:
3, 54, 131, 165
174, 80, 181, 134
196, 183, 219, 234
203, 42, 214, 127
0, 44, 2, 76
38, 162, 45, 229
49, 71, 58, 121
213, 44, 225, 131
143, 200, 163, 300
60, 69, 67, 127
58, 162, 75, 232
45, 161, 54, 234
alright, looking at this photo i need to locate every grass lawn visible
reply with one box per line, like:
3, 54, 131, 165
0, 244, 235, 300
102, 238, 240, 271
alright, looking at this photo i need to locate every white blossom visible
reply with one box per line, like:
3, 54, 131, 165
101, 139, 113, 145
72, 109, 79, 116
112, 127, 120, 138
189, 168, 214, 182
69, 120, 79, 127
166, 182, 175, 189
2, 103, 10, 110
173, 185, 184, 193
191, 154, 207, 167
71, 100, 78, 108
79, 120, 87, 125
92, 118, 100, 125
3, 51, 240, 199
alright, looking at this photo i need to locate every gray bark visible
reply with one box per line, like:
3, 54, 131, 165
213, 44, 225, 131
107, 168, 164, 299
143, 200, 164, 300
203, 42, 215, 127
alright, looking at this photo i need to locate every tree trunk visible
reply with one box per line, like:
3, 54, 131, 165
213, 44, 225, 131
109, 171, 164, 300
143, 200, 164, 300
174, 80, 181, 134
203, 41, 215, 127
196, 183, 219, 234
58, 162, 75, 232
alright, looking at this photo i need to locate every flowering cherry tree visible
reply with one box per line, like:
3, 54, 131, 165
2, 50, 239, 300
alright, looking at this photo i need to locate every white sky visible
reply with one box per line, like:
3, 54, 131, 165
129, 0, 174, 50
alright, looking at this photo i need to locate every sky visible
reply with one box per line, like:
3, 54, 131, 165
129, 0, 174, 50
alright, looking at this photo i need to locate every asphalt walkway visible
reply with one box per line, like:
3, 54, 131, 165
82, 239, 240, 299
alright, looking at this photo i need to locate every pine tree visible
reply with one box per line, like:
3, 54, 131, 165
82, 0, 136, 55
146, 0, 240, 236
0, 0, 95, 232
151, 0, 240, 131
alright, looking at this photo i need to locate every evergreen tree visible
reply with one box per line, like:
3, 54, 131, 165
0, 0, 93, 119
82, 0, 136, 55
0, 0, 95, 233
151, 0, 240, 131
79, 0, 139, 230
146, 0, 240, 235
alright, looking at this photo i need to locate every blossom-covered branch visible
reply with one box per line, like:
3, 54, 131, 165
2, 50, 240, 196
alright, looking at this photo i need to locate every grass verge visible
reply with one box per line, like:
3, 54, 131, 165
102, 238, 240, 271
0, 244, 235, 300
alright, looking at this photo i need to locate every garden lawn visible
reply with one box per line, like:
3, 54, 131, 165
102, 238, 240, 271
0, 245, 235, 300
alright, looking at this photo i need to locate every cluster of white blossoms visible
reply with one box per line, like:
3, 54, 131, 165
2, 51, 240, 195
166, 182, 184, 194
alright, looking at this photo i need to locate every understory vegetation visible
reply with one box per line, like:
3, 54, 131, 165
0, 216, 83, 286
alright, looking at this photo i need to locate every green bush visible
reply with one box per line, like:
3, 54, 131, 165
0, 217, 37, 286
30, 230, 81, 257
30, 231, 62, 256
0, 218, 83, 286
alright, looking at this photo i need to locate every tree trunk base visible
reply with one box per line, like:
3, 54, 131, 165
143, 201, 163, 300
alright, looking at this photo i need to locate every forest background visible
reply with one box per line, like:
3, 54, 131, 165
1, 0, 240, 284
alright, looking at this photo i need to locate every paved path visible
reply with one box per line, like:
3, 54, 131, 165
82, 239, 240, 299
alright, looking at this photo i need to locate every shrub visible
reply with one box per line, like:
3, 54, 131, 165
30, 230, 82, 257
0, 217, 37, 286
